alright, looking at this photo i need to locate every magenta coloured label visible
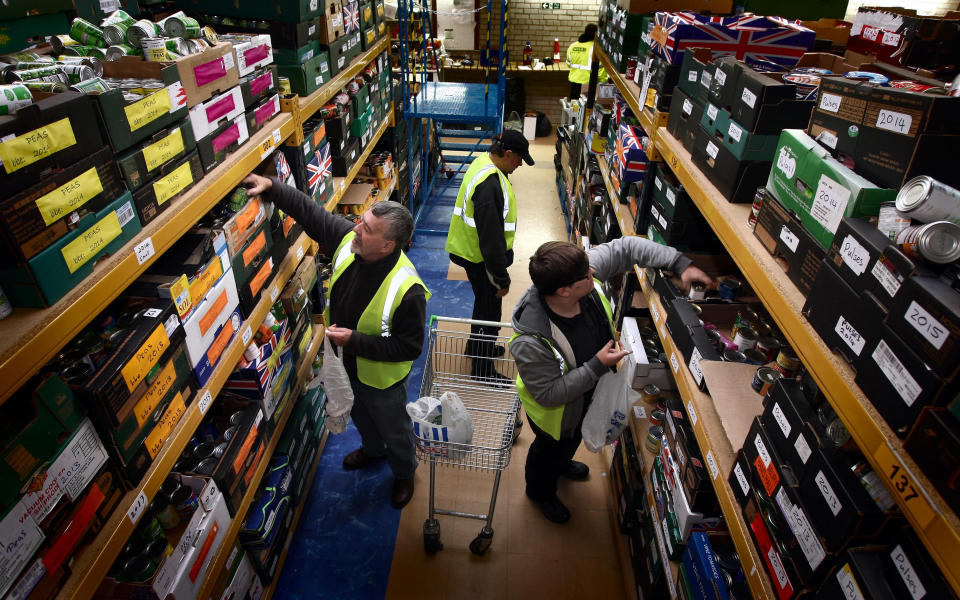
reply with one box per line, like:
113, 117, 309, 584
256, 101, 277, 125
194, 57, 227, 87
244, 44, 270, 65
250, 71, 273, 95
205, 93, 236, 123
212, 123, 240, 153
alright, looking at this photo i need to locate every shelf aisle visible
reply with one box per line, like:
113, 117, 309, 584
55, 231, 314, 600
596, 155, 636, 237
0, 115, 296, 404
652, 131, 960, 594
326, 112, 396, 211
637, 267, 776, 599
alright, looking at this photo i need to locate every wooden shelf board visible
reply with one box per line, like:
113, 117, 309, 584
0, 115, 296, 406
299, 37, 390, 122
57, 231, 312, 600
653, 131, 960, 594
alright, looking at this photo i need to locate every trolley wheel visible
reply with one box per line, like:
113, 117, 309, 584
469, 530, 494, 556
423, 519, 443, 554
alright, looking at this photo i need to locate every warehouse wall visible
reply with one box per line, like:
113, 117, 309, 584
478, 0, 602, 64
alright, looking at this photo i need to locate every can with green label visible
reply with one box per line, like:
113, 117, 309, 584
69, 46, 108, 59
162, 12, 202, 39
10, 66, 69, 84
57, 56, 104, 78
22, 81, 69, 93
0, 84, 33, 115
70, 77, 111, 94
105, 44, 141, 61
127, 19, 162, 48
50, 34, 79, 55
60, 64, 96, 84
69, 18, 107, 48
103, 18, 135, 46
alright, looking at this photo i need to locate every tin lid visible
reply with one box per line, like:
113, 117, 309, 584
895, 176, 932, 213
918, 221, 960, 263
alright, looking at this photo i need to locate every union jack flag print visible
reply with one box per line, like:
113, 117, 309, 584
615, 124, 648, 184
344, 1, 360, 34
307, 143, 333, 201
650, 12, 815, 68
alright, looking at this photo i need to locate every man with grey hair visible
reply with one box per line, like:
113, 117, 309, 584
243, 173, 429, 509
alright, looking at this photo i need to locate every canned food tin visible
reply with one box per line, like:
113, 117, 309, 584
70, 46, 107, 59
106, 44, 140, 61
649, 409, 665, 427
877, 201, 911, 240
163, 13, 202, 39
733, 325, 757, 351
2, 52, 48, 64
688, 281, 706, 301
123, 555, 158, 582
743, 349, 767, 365
645, 426, 663, 454
755, 335, 781, 362
135, 515, 164, 542
212, 442, 227, 459
723, 349, 746, 362
50, 34, 79, 55
145, 538, 171, 561
895, 175, 960, 226
717, 277, 742, 300
142, 38, 172, 61
889, 80, 936, 93
751, 366, 781, 395
640, 384, 661, 404
844, 70, 889, 85
223, 426, 238, 441
171, 485, 199, 517
0, 84, 32, 115
151, 497, 180, 529
201, 26, 219, 45
57, 55, 104, 77
624, 56, 639, 80
60, 64, 95, 84
773, 346, 801, 378
11, 66, 68, 84
193, 457, 218, 476
69, 76, 109, 94
895, 220, 960, 264
127, 19, 161, 48
103, 19, 134, 46
69, 18, 107, 48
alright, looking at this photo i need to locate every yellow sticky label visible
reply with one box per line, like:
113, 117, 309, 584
35, 167, 104, 227
153, 161, 194, 206
298, 322, 313, 356
121, 323, 172, 392
0, 118, 77, 174
60, 211, 122, 274
169, 274, 192, 317
189, 255, 224, 308
142, 128, 185, 172
145, 391, 186, 459
133, 358, 176, 427
125, 86, 172, 132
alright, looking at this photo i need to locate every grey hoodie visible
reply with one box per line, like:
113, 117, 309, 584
509, 237, 692, 438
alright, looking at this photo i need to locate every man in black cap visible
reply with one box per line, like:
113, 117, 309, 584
446, 130, 534, 381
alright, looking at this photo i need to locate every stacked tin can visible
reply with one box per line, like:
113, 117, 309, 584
891, 175, 960, 264
108, 505, 173, 582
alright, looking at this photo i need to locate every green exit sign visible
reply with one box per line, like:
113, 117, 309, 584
540, 2, 560, 8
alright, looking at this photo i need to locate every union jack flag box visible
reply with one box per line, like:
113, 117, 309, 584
612, 93, 634, 127
224, 318, 291, 400
307, 142, 334, 203
615, 124, 648, 184
650, 12, 815, 69
343, 0, 361, 34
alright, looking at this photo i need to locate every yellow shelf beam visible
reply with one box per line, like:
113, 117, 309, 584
57, 231, 313, 600
653, 131, 960, 594
638, 268, 776, 600
0, 115, 296, 406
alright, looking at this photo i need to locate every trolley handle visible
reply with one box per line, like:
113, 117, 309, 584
429, 315, 513, 329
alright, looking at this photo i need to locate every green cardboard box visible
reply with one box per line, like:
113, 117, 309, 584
0, 12, 69, 52
73, 0, 141, 22
350, 82, 370, 116
361, 25, 377, 51
277, 51, 331, 96
115, 120, 198, 191
0, 192, 142, 307
700, 104, 780, 162
766, 129, 897, 250
359, 1, 374, 30
174, 0, 323, 23
273, 40, 322, 66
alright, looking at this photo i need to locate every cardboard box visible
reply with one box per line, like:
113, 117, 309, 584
320, 0, 345, 44
808, 77, 874, 159
212, 403, 268, 516
239, 455, 292, 551
690, 124, 771, 204
175, 0, 323, 24
223, 34, 274, 77
753, 192, 826, 297
886, 275, 960, 379
167, 42, 241, 108
189, 86, 247, 142
0, 146, 124, 262
322, 34, 351, 76
0, 92, 107, 196
332, 137, 360, 176
0, 192, 141, 308
182, 267, 242, 386
197, 114, 250, 173
802, 262, 875, 365
231, 221, 274, 299
132, 150, 204, 226
246, 94, 282, 138
276, 51, 331, 96
760, 379, 827, 478
700, 104, 781, 162
905, 408, 960, 515
115, 120, 198, 192
766, 129, 896, 249
818, 549, 895, 600
799, 19, 851, 45
273, 40, 321, 66
666, 89, 704, 154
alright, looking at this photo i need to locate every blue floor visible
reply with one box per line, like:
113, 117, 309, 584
274, 183, 469, 599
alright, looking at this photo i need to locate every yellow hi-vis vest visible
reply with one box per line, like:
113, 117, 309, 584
324, 232, 431, 389
512, 280, 615, 440
566, 40, 608, 85
445, 153, 517, 263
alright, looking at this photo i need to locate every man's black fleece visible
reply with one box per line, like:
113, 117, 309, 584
449, 175, 513, 289
265, 178, 426, 380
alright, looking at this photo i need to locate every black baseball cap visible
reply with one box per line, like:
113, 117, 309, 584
498, 130, 535, 166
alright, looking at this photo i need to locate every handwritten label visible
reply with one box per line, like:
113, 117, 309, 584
836, 564, 866, 600
145, 392, 186, 459
198, 389, 214, 415
840, 234, 869, 275
154, 161, 194, 205
134, 237, 156, 265
862, 26, 880, 41
0, 503, 43, 598
872, 260, 902, 297
127, 490, 148, 525
794, 434, 812, 465
61, 211, 121, 274
904, 300, 947, 350
706, 104, 718, 121
133, 359, 176, 427
121, 324, 171, 392
881, 31, 901, 47
670, 353, 679, 373
700, 70, 712, 89
779, 226, 799, 253
35, 167, 103, 226
767, 546, 789, 589
890, 545, 926, 600
727, 121, 743, 143
874, 442, 934, 528
741, 87, 757, 108
776, 487, 826, 569
819, 130, 838, 149
706, 450, 719, 480
734, 463, 750, 496
170, 274, 191, 316
815, 470, 843, 516
876, 109, 912, 135
242, 325, 252, 346
812, 173, 851, 234
688, 347, 704, 385
0, 118, 76, 174
714, 69, 727, 87
125, 88, 173, 132
706, 141, 718, 160
872, 339, 922, 407
271, 285, 279, 302
686, 400, 697, 427
771, 404, 792, 439
819, 92, 842, 113
776, 147, 796, 178
682, 98, 693, 116
143, 128, 185, 172
835, 316, 866, 356
633, 405, 646, 420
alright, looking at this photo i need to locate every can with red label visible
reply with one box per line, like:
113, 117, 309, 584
895, 220, 960, 264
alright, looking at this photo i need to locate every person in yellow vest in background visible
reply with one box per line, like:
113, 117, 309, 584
510, 239, 712, 523
567, 23, 608, 100
242, 173, 429, 510
446, 130, 533, 383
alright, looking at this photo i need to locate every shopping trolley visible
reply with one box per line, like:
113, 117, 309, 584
415, 316, 521, 555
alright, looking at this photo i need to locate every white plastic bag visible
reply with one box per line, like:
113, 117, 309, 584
407, 392, 474, 455
321, 336, 354, 434
582, 366, 635, 452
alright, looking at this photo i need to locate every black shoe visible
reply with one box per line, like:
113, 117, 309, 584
490, 345, 506, 358
526, 492, 571, 524
562, 460, 589, 481
471, 360, 512, 387
342, 448, 386, 470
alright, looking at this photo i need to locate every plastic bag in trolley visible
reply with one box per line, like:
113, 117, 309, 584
407, 392, 473, 457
